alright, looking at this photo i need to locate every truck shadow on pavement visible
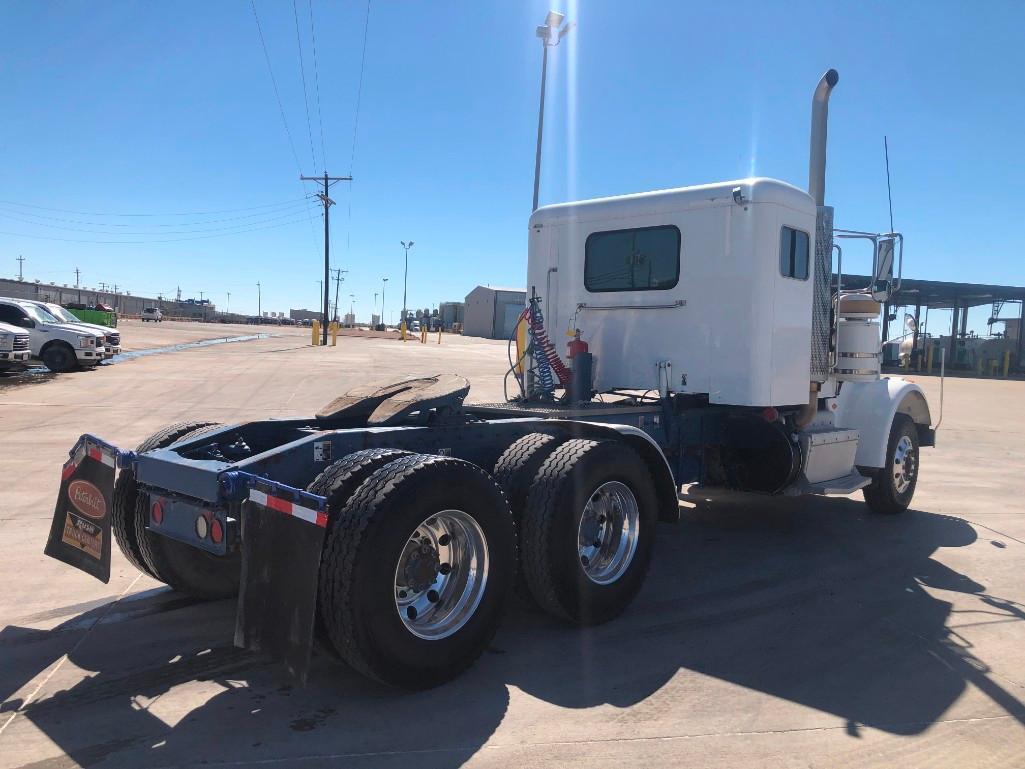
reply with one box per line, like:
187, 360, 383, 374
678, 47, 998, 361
3, 496, 1024, 768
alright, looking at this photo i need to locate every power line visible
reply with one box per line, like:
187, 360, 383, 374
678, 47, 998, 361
0, 205, 320, 236
0, 197, 311, 218
346, 0, 373, 254
0, 214, 315, 245
250, 0, 304, 176
292, 0, 318, 170
349, 0, 372, 174
0, 199, 315, 228
308, 0, 327, 171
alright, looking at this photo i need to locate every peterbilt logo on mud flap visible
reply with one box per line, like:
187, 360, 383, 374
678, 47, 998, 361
68, 479, 106, 520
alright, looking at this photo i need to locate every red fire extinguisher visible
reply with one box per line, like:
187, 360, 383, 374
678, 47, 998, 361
567, 329, 588, 360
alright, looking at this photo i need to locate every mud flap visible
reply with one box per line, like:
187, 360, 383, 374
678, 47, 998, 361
234, 479, 327, 683
44, 437, 118, 584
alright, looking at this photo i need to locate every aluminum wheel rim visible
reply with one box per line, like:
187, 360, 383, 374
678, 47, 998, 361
892, 435, 917, 494
394, 509, 489, 640
576, 481, 640, 585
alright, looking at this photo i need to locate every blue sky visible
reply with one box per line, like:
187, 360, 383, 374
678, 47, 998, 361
1, 1, 1022, 333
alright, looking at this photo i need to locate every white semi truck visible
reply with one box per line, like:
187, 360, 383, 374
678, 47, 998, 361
46, 69, 934, 688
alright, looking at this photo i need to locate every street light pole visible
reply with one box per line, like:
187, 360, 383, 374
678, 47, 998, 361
382, 277, 389, 328
400, 241, 414, 326
532, 10, 573, 212
256, 282, 261, 318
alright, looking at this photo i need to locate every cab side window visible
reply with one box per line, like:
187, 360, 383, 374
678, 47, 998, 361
780, 226, 810, 280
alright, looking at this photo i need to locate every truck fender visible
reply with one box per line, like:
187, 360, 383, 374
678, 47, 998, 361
547, 420, 680, 523
834, 378, 934, 469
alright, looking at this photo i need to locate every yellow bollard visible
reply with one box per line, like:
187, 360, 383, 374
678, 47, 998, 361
438, 327, 442, 344
421, 326, 428, 344
400, 321, 407, 341
1004, 350, 1011, 378
926, 344, 934, 374
311, 319, 321, 346
331, 321, 338, 347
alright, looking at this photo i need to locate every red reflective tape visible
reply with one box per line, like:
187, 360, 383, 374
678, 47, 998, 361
61, 461, 77, 481
315, 511, 328, 528
264, 494, 293, 515
88, 446, 102, 462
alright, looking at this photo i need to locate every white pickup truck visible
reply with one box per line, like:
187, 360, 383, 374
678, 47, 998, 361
0, 321, 31, 372
0, 298, 106, 372
33, 301, 122, 359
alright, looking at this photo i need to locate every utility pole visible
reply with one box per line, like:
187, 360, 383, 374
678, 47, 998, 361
382, 278, 388, 328
75, 268, 80, 287
256, 281, 262, 318
350, 293, 355, 320
16, 255, 25, 281
331, 268, 348, 323
301, 172, 352, 345
226, 291, 231, 314
374, 292, 378, 325
176, 286, 182, 303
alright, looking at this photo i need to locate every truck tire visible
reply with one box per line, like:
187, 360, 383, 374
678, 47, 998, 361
111, 421, 219, 578
521, 439, 657, 625
863, 415, 919, 515
41, 342, 76, 373
132, 423, 242, 599
319, 454, 516, 688
492, 432, 563, 600
308, 448, 412, 627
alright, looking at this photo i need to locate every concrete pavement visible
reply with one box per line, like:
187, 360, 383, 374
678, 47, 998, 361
1, 325, 1023, 768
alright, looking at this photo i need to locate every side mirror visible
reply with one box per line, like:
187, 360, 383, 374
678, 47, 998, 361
872, 238, 895, 302
17, 317, 35, 329
904, 313, 918, 334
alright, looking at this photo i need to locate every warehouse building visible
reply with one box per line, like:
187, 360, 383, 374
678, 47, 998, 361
462, 286, 525, 339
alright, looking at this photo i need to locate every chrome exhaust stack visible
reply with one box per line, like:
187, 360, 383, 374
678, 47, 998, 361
808, 69, 839, 206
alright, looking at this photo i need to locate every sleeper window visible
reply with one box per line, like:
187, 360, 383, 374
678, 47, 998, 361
780, 226, 810, 280
584, 225, 680, 292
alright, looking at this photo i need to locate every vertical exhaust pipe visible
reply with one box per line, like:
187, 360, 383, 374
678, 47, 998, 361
808, 69, 839, 206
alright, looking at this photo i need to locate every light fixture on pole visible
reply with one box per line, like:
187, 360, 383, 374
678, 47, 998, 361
532, 10, 573, 212
400, 241, 414, 325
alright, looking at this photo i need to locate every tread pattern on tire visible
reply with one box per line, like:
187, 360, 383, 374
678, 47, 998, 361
319, 454, 510, 684
111, 421, 219, 578
308, 448, 412, 635
492, 432, 562, 601
520, 437, 657, 625
520, 438, 602, 621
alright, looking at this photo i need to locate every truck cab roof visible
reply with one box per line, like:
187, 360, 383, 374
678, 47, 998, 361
529, 177, 814, 228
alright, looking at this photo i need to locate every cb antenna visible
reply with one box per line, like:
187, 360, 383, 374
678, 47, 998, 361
884, 135, 895, 234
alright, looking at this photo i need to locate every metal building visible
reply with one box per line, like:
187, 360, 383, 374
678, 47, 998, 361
438, 301, 465, 331
462, 286, 525, 339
